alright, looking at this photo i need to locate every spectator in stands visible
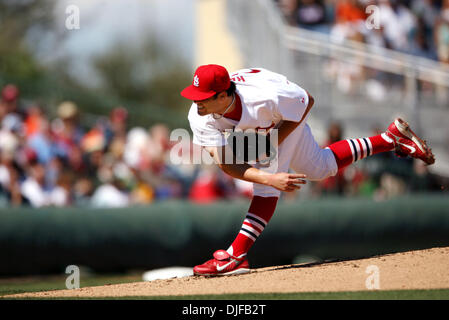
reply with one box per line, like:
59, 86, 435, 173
315, 121, 350, 195
103, 106, 128, 145
411, 0, 440, 43
434, 0, 449, 64
66, 143, 86, 174
0, 115, 22, 158
90, 149, 132, 208
326, 1, 367, 93
278, 0, 299, 25
408, 159, 440, 192
86, 148, 106, 187
378, 0, 416, 52
129, 171, 155, 205
20, 162, 49, 207
27, 117, 55, 165
376, 171, 407, 199
51, 101, 84, 160
147, 123, 172, 175
296, 0, 327, 30
140, 123, 186, 200
189, 166, 226, 204
45, 155, 65, 190
81, 120, 107, 155
331, 0, 366, 43
0, 84, 26, 121
80, 120, 109, 185
153, 176, 183, 200
24, 105, 46, 138
90, 175, 130, 208
0, 104, 28, 207
48, 170, 73, 207
335, 0, 366, 24
72, 176, 94, 207
0, 149, 23, 206
123, 127, 149, 171
410, 16, 438, 59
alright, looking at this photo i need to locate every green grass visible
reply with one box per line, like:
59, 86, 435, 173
1, 274, 448, 300
155, 289, 449, 300
0, 273, 142, 297
34, 290, 445, 300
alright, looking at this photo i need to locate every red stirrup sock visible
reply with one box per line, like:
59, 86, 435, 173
227, 196, 278, 258
328, 133, 394, 169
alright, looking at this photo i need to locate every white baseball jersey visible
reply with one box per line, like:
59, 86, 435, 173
188, 68, 310, 147
187, 67, 338, 197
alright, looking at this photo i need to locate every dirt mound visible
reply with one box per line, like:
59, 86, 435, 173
7, 247, 449, 298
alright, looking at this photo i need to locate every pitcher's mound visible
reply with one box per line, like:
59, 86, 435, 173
7, 246, 449, 298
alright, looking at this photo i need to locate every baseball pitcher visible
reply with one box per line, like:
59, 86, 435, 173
181, 64, 435, 276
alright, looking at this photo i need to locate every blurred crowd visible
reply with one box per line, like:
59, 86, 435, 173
277, 0, 449, 64
0, 84, 252, 208
273, 0, 448, 200
0, 84, 444, 208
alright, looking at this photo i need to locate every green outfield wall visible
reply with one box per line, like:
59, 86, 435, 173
0, 194, 448, 276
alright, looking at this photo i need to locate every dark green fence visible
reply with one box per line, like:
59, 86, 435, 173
0, 194, 448, 276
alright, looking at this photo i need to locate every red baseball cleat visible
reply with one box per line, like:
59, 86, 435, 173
386, 118, 435, 165
193, 250, 250, 276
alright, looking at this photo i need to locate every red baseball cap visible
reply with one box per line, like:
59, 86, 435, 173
181, 64, 231, 101
1, 84, 19, 102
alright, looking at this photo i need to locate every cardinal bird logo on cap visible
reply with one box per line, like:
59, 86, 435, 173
193, 75, 199, 87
